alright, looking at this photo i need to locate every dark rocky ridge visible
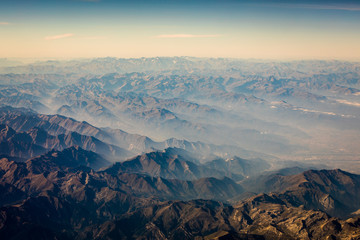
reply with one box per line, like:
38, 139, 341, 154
0, 124, 130, 160
0, 145, 359, 239
240, 169, 360, 218
103, 148, 245, 181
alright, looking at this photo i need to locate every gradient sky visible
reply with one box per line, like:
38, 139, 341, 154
1, 0, 360, 60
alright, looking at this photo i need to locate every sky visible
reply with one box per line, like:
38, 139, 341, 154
1, 0, 360, 60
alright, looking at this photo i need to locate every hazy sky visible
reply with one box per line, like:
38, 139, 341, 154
1, 0, 360, 60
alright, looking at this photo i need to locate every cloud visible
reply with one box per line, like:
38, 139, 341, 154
336, 99, 360, 107
316, 5, 360, 11
80, 36, 108, 40
45, 33, 74, 40
0, 22, 10, 25
155, 34, 221, 38
275, 3, 360, 11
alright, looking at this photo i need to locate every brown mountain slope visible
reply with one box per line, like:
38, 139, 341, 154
241, 169, 360, 218
86, 195, 360, 240
0, 148, 243, 202
103, 149, 241, 181
0, 106, 112, 142
0, 153, 359, 239
0, 124, 130, 161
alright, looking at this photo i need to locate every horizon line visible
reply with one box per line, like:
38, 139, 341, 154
2, 56, 360, 63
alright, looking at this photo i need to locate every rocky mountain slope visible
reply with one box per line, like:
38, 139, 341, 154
0, 146, 359, 239
0, 124, 130, 160
103, 148, 246, 181
240, 169, 360, 218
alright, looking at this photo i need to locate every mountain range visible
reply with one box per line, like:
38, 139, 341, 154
0, 57, 360, 239
0, 147, 359, 239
